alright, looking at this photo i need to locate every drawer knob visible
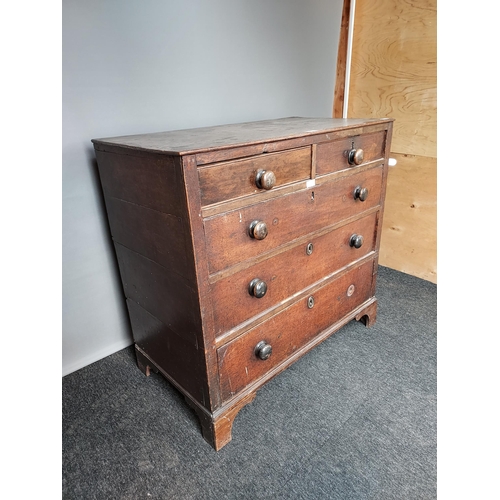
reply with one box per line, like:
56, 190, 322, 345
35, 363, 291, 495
353, 186, 369, 201
255, 341, 272, 360
348, 148, 364, 165
349, 234, 364, 248
255, 169, 276, 190
249, 278, 268, 298
249, 220, 268, 240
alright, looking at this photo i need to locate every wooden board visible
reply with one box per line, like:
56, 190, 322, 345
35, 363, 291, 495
379, 153, 436, 283
92, 117, 388, 156
333, 0, 352, 118
347, 0, 436, 158
343, 0, 437, 283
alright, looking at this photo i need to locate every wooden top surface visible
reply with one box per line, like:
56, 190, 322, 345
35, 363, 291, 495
91, 117, 393, 155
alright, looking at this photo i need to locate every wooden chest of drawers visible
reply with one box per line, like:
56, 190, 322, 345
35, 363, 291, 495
92, 117, 393, 450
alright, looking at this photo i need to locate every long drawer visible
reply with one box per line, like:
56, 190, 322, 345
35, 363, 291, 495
217, 258, 375, 401
204, 166, 383, 274
211, 211, 378, 337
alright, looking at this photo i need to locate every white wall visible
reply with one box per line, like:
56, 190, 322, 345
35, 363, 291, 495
62, 0, 343, 376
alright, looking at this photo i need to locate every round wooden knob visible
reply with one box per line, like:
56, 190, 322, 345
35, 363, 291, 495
348, 148, 364, 165
255, 169, 276, 190
353, 186, 369, 201
255, 341, 272, 360
249, 220, 268, 240
349, 234, 364, 248
249, 278, 267, 298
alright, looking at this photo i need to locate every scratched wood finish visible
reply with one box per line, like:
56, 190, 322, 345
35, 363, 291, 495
92, 118, 393, 450
114, 243, 203, 347
93, 117, 389, 155
204, 166, 384, 274
186, 392, 257, 451
195, 121, 390, 166
104, 197, 196, 281
94, 150, 186, 215
379, 153, 437, 283
199, 147, 311, 207
211, 211, 378, 336
217, 259, 374, 401
127, 300, 210, 405
316, 130, 386, 176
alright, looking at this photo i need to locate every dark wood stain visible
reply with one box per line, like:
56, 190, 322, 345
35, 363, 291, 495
128, 300, 210, 405
199, 146, 311, 207
210, 211, 378, 336
204, 165, 384, 274
91, 117, 393, 450
217, 259, 375, 400
104, 197, 195, 281
316, 130, 386, 175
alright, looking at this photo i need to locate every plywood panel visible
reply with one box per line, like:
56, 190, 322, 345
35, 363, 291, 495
379, 153, 436, 283
342, 0, 437, 282
348, 0, 436, 158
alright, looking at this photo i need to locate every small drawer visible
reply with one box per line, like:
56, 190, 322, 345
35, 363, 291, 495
204, 165, 383, 274
211, 211, 378, 336
217, 258, 375, 401
198, 147, 311, 207
316, 130, 386, 175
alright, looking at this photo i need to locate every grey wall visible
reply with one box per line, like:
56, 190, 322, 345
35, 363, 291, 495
62, 0, 343, 376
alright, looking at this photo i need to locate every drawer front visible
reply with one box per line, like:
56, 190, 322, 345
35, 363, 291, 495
217, 258, 375, 401
204, 166, 383, 274
198, 147, 311, 207
316, 130, 386, 176
211, 211, 378, 336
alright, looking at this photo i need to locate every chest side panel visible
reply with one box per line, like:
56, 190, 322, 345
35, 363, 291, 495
93, 147, 213, 409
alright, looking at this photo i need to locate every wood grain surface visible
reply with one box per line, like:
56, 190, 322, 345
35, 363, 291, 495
198, 147, 311, 207
379, 153, 436, 283
92, 118, 393, 449
316, 130, 386, 175
92, 117, 389, 155
204, 166, 383, 274
348, 0, 436, 158
344, 0, 436, 282
217, 259, 375, 401
210, 211, 378, 336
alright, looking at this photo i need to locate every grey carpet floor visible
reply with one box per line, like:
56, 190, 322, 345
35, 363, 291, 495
62, 266, 437, 499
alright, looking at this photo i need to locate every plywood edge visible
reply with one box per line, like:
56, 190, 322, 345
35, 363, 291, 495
333, 0, 352, 118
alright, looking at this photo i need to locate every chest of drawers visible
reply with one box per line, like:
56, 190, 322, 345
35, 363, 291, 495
92, 117, 393, 450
